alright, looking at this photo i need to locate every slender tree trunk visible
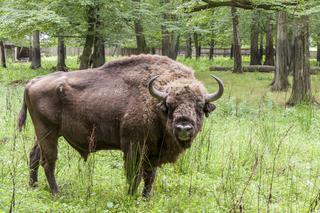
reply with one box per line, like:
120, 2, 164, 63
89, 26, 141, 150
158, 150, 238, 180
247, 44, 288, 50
264, 18, 275, 66
194, 32, 200, 59
133, 0, 147, 54
287, 16, 311, 106
317, 39, 320, 66
161, 28, 179, 60
316, 32, 320, 66
29, 36, 32, 62
0, 41, 6, 68
151, 48, 156, 54
250, 11, 260, 65
231, 6, 242, 73
91, 9, 105, 68
56, 36, 67, 71
271, 12, 289, 91
91, 37, 105, 68
134, 21, 148, 54
185, 33, 192, 58
31, 30, 41, 69
259, 32, 264, 64
209, 36, 214, 60
230, 44, 234, 58
80, 6, 95, 70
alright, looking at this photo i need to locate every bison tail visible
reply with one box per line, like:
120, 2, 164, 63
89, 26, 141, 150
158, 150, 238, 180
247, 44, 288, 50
18, 90, 27, 132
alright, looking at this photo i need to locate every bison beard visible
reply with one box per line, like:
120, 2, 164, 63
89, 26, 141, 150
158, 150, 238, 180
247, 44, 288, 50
17, 54, 224, 197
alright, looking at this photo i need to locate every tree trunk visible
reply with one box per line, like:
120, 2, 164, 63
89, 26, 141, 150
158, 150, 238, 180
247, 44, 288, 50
31, 30, 41, 69
161, 28, 179, 60
194, 32, 201, 59
80, 6, 95, 70
250, 11, 260, 65
134, 20, 148, 54
0, 40, 6, 68
91, 9, 105, 68
185, 33, 192, 58
289, 17, 311, 99
56, 36, 67, 71
91, 37, 105, 68
271, 12, 289, 91
231, 6, 242, 73
209, 36, 214, 60
287, 16, 311, 106
259, 32, 264, 64
316, 33, 320, 66
264, 18, 275, 66
230, 44, 234, 58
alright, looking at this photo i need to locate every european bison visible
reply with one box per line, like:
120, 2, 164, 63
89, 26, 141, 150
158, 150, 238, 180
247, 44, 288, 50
18, 54, 223, 197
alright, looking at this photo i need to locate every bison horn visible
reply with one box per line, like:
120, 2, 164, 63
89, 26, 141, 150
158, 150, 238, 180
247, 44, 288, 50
205, 75, 224, 102
148, 75, 168, 101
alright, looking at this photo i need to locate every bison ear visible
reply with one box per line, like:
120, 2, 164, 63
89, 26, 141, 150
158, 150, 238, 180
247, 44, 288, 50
204, 102, 216, 117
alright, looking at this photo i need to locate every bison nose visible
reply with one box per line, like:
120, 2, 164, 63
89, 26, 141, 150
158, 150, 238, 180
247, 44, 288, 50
175, 124, 193, 132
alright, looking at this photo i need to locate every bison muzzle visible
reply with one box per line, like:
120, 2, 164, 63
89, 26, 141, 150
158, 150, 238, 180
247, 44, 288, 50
17, 55, 224, 197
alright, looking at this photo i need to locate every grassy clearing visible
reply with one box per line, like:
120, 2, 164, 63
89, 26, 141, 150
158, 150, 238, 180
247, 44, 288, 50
1, 56, 320, 212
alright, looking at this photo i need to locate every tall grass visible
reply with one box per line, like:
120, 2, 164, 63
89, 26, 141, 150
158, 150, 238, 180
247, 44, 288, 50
1, 57, 320, 211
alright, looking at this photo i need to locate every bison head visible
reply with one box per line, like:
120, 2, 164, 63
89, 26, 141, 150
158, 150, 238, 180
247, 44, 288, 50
148, 75, 224, 148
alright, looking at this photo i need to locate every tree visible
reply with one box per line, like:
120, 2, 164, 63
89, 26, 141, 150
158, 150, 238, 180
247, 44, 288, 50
161, 0, 179, 60
56, 36, 67, 71
185, 33, 192, 58
0, 40, 6, 68
271, 11, 289, 91
31, 30, 41, 69
133, 0, 148, 54
250, 10, 260, 65
287, 16, 311, 105
264, 16, 274, 65
79, 5, 96, 70
231, 6, 242, 73
194, 32, 201, 59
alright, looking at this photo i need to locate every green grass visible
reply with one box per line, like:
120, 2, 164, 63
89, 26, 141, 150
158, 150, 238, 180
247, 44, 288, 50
1, 56, 320, 211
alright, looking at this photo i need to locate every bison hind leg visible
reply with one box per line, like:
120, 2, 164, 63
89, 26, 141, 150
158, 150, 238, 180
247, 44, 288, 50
29, 143, 41, 187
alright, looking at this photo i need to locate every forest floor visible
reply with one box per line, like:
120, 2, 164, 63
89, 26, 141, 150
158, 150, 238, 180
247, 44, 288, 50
1, 56, 320, 212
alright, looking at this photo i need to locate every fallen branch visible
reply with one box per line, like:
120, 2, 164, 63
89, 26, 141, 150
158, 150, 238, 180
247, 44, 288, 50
209, 65, 320, 74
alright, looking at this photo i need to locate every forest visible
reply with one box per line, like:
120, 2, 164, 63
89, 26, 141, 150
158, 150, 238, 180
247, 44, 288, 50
1, 0, 320, 212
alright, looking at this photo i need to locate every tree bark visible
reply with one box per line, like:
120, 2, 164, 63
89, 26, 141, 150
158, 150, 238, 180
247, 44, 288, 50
0, 40, 6, 68
317, 34, 320, 66
80, 5, 96, 70
134, 21, 148, 54
194, 32, 201, 59
91, 36, 105, 68
31, 30, 41, 69
271, 12, 289, 91
91, 8, 105, 68
259, 31, 264, 64
230, 44, 234, 58
231, 6, 242, 73
287, 16, 311, 106
209, 36, 214, 60
133, 0, 148, 54
250, 11, 260, 65
185, 33, 192, 58
56, 36, 67, 71
264, 18, 274, 66
161, 27, 179, 60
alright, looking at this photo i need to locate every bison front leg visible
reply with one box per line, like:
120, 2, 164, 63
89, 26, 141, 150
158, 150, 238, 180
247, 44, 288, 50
124, 142, 145, 196
142, 166, 157, 198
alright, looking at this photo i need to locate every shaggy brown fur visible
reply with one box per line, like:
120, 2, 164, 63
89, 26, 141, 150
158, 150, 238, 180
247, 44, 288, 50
18, 54, 222, 197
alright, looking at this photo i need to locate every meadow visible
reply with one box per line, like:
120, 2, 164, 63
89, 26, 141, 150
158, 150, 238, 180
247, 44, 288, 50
1, 56, 320, 212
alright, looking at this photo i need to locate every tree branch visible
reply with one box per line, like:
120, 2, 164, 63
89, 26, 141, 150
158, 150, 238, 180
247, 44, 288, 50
189, 0, 298, 12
